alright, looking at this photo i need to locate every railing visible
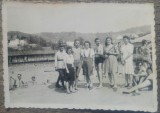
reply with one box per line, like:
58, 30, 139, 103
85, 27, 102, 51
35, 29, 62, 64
8, 54, 55, 64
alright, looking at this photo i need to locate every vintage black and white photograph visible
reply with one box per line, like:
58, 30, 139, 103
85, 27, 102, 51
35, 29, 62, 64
3, 1, 157, 112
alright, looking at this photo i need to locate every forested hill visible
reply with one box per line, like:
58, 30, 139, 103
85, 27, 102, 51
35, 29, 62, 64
8, 25, 151, 45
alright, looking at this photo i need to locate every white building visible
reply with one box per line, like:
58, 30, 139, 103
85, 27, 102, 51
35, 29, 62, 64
8, 39, 28, 49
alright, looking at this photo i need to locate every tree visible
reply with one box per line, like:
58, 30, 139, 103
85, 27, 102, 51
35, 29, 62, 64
51, 43, 58, 50
39, 37, 47, 47
78, 37, 84, 45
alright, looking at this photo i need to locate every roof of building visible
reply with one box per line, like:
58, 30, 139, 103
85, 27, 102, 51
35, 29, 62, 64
131, 34, 151, 43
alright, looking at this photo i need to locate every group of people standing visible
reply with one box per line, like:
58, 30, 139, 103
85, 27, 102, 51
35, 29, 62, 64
55, 35, 152, 94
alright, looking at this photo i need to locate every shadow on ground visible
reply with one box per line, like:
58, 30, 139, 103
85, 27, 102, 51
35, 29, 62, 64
48, 82, 66, 93
47, 82, 56, 89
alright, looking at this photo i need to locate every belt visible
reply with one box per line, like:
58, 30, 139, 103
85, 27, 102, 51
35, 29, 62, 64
83, 57, 92, 60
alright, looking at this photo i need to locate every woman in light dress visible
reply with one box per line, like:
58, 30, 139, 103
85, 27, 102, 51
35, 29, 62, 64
104, 37, 119, 88
121, 36, 134, 87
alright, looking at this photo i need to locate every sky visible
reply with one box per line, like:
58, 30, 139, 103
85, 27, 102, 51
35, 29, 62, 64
6, 2, 154, 33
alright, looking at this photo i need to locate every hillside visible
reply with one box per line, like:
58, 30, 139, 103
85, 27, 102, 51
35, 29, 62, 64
8, 25, 151, 45
38, 25, 151, 43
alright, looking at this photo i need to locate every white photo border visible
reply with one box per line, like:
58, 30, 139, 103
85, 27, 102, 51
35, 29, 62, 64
2, 1, 158, 112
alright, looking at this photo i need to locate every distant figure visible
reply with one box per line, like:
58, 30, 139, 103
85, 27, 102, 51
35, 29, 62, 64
47, 79, 50, 83
55, 43, 67, 89
103, 36, 119, 88
121, 36, 134, 88
65, 46, 75, 94
9, 76, 16, 90
17, 74, 24, 87
81, 41, 94, 90
94, 38, 104, 88
72, 39, 82, 90
16, 74, 28, 88
31, 76, 36, 85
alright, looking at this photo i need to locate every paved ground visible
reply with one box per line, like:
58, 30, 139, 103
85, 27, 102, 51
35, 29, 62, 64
8, 62, 154, 111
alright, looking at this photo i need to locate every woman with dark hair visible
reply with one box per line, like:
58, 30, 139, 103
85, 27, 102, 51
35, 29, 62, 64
81, 41, 94, 90
104, 36, 119, 89
55, 43, 67, 90
65, 46, 75, 94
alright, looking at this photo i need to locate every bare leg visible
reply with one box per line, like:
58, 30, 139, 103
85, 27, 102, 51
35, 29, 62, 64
123, 80, 151, 93
88, 70, 92, 87
66, 82, 70, 94
111, 74, 114, 86
128, 74, 133, 87
56, 70, 63, 88
125, 74, 129, 86
97, 63, 103, 88
75, 68, 78, 89
88, 68, 93, 90
133, 76, 139, 86
108, 73, 113, 86
69, 82, 73, 92
139, 76, 146, 84
56, 75, 61, 85
113, 73, 117, 88
75, 66, 81, 90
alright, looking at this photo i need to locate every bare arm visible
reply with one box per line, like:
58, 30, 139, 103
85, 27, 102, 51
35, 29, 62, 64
107, 46, 119, 55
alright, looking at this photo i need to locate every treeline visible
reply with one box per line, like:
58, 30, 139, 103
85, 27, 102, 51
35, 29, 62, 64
8, 24, 151, 51
8, 31, 58, 50
8, 31, 49, 46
